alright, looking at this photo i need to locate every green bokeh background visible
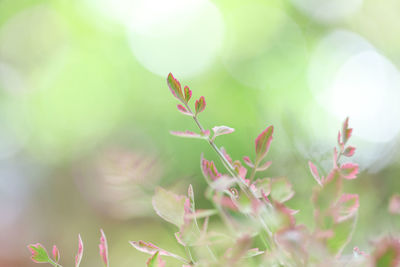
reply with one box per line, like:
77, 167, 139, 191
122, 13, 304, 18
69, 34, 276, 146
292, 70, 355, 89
0, 0, 399, 266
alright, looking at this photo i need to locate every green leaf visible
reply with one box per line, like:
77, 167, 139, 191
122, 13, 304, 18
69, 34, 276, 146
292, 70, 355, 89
326, 214, 357, 255
28, 243, 50, 263
195, 96, 206, 115
270, 177, 294, 203
152, 187, 187, 227
131, 241, 187, 263
170, 130, 210, 139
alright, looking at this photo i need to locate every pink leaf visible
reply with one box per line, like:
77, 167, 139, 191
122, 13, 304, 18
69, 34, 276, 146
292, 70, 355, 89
233, 160, 247, 179
343, 146, 356, 157
167, 73, 183, 101
221, 147, 233, 163
177, 105, 192, 116
389, 194, 400, 215
337, 130, 342, 146
28, 243, 50, 263
255, 126, 273, 162
131, 241, 187, 263
99, 229, 109, 267
353, 247, 368, 257
308, 161, 322, 186
270, 177, 294, 203
201, 156, 221, 181
273, 201, 296, 227
341, 117, 353, 144
184, 86, 192, 103
334, 194, 359, 222
152, 187, 187, 227
52, 245, 60, 263
243, 156, 254, 168
170, 130, 210, 139
213, 195, 239, 211
253, 178, 271, 198
195, 96, 206, 115
340, 163, 359, 179
75, 234, 83, 267
333, 147, 338, 168
256, 161, 272, 171
371, 237, 400, 267
212, 126, 234, 140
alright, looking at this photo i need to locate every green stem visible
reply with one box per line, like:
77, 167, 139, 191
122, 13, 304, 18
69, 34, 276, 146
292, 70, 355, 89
185, 246, 195, 265
47, 259, 62, 267
248, 160, 259, 183
183, 102, 278, 252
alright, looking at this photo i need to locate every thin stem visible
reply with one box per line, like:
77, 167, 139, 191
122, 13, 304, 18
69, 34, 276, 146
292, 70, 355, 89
183, 101, 277, 251
185, 246, 195, 265
184, 103, 252, 196
48, 259, 62, 267
248, 160, 259, 183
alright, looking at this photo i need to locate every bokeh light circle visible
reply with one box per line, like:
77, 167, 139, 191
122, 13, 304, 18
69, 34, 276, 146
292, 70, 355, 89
309, 30, 400, 143
85, 0, 224, 77
126, 0, 224, 78
221, 3, 307, 90
290, 0, 364, 24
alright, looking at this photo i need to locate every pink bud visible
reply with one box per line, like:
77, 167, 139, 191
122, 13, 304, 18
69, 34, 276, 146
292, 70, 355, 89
52, 245, 60, 263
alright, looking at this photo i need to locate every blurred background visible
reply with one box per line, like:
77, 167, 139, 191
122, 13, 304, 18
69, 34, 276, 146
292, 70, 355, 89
1, 0, 400, 266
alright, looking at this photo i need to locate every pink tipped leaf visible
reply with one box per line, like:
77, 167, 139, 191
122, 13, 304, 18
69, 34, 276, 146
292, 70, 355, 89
340, 163, 359, 179
337, 131, 342, 146
343, 146, 356, 157
152, 187, 187, 227
269, 177, 294, 203
99, 229, 109, 267
177, 105, 192, 116
170, 130, 210, 139
371, 237, 400, 267
308, 161, 322, 186
220, 147, 233, 163
28, 243, 50, 263
75, 234, 83, 267
253, 178, 271, 198
184, 86, 192, 103
341, 117, 353, 144
131, 241, 188, 264
201, 156, 221, 181
52, 245, 60, 263
255, 126, 273, 163
389, 194, 400, 215
333, 147, 338, 168
212, 126, 234, 140
334, 194, 359, 223
195, 96, 206, 115
256, 161, 272, 171
243, 156, 254, 168
167, 73, 184, 101
146, 251, 166, 267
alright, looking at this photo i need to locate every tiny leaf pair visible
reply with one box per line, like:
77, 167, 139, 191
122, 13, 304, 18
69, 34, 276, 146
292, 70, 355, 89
167, 73, 206, 117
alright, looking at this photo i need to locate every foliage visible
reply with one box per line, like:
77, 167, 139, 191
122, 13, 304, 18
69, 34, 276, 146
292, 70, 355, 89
28, 74, 400, 266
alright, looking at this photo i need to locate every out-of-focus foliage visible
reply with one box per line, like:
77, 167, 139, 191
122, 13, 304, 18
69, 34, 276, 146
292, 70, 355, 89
1, 0, 400, 266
